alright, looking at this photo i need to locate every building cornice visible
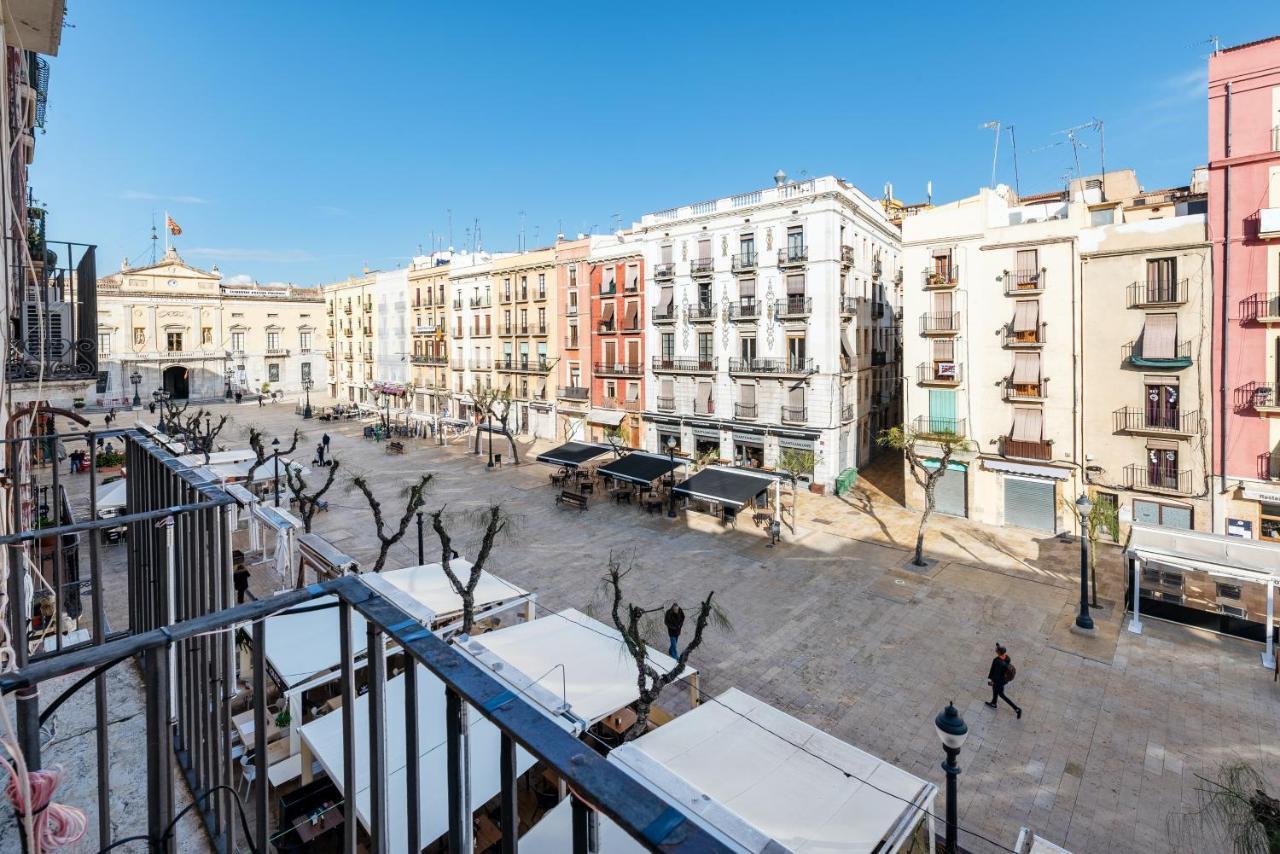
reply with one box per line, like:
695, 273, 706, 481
1081, 240, 1210, 260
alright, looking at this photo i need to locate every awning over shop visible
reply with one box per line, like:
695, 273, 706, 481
534, 441, 614, 468
672, 465, 780, 508
1125, 524, 1279, 584
982, 459, 1069, 480
587, 408, 626, 427
596, 452, 684, 486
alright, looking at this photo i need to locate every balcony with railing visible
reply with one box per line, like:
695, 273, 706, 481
912, 415, 966, 438
656, 395, 676, 411
922, 266, 959, 288
1002, 377, 1048, 401
840, 296, 862, 317
343, 303, 353, 314
468, 358, 493, 371
363, 301, 373, 313
1003, 323, 1047, 348
1234, 381, 1280, 414
841, 245, 856, 267
1240, 292, 1280, 323
1004, 269, 1045, 295
731, 251, 757, 273
593, 362, 644, 377
688, 303, 717, 322
1124, 463, 1193, 495
781, 405, 807, 423
558, 385, 590, 401
693, 397, 715, 416
497, 356, 552, 373
652, 356, 716, 373
778, 245, 807, 267
654, 261, 675, 280
690, 258, 714, 278
652, 305, 678, 323
918, 362, 962, 386
920, 312, 960, 335
1113, 406, 1199, 435
411, 353, 449, 366
732, 402, 757, 419
1259, 451, 1280, 481
7, 240, 99, 387
1129, 279, 1188, 308
1123, 339, 1192, 368
728, 357, 816, 376
775, 296, 812, 319
999, 436, 1054, 461
265, 347, 290, 357
563, 334, 581, 350
841, 402, 855, 422
470, 294, 491, 308
728, 300, 762, 321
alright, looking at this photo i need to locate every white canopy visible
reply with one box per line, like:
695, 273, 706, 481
260, 594, 369, 691
381, 561, 533, 632
460, 608, 691, 727
609, 688, 935, 854
1125, 523, 1280, 584
95, 479, 127, 515
176, 449, 257, 467
300, 663, 536, 852
208, 457, 310, 484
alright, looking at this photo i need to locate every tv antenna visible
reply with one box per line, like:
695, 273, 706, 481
1007, 124, 1022, 196
981, 121, 1002, 188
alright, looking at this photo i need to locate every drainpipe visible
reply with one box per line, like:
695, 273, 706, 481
1218, 82, 1232, 500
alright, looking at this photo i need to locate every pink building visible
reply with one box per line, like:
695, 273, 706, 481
1210, 36, 1280, 541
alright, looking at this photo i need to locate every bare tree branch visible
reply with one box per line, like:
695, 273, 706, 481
352, 473, 433, 573
432, 504, 508, 635
285, 458, 341, 533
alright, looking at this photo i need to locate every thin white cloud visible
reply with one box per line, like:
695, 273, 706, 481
186, 247, 315, 263
224, 273, 254, 285
122, 190, 209, 204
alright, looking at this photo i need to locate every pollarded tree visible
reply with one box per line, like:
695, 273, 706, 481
351, 473, 433, 573
469, 379, 520, 464
1187, 761, 1280, 854
430, 504, 511, 635
284, 457, 341, 533
595, 552, 729, 741
245, 426, 302, 484
877, 425, 969, 567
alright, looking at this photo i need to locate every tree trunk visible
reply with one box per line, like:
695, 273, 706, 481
501, 427, 520, 464
914, 496, 935, 566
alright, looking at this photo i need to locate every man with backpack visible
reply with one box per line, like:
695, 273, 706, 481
985, 643, 1022, 718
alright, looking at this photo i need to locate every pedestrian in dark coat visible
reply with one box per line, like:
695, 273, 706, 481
985, 643, 1022, 718
664, 603, 685, 658
234, 562, 250, 605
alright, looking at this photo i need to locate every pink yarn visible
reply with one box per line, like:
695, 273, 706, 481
3, 763, 87, 853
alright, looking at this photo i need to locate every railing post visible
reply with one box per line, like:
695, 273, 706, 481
445, 687, 473, 851
338, 600, 358, 853
144, 641, 175, 853
367, 624, 388, 853
404, 659, 421, 854
500, 732, 518, 854
6, 542, 39, 771
251, 618, 269, 850
86, 451, 111, 848
571, 793, 591, 854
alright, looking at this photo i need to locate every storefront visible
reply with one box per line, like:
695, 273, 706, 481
692, 426, 721, 460
731, 431, 766, 468
923, 460, 967, 518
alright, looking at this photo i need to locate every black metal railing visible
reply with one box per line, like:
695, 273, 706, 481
1240, 291, 1280, 322
727, 357, 815, 374
1003, 323, 1047, 347
1002, 377, 1048, 400
840, 296, 861, 315
411, 354, 448, 365
729, 299, 761, 320
841, 403, 855, 421
920, 312, 960, 334
731, 251, 757, 272
1124, 463, 1193, 494
841, 246, 856, 267
497, 357, 552, 372
781, 405, 807, 422
1236, 380, 1279, 411
652, 357, 716, 372
922, 266, 958, 287
656, 395, 676, 411
1000, 437, 1053, 461
778, 245, 807, 266
1122, 339, 1193, 364
654, 261, 675, 279
690, 258, 714, 276
593, 362, 644, 376
1128, 280, 1188, 308
688, 303, 716, 320
1259, 451, 1279, 482
1005, 269, 1044, 294
8, 240, 98, 383
559, 385, 590, 400
913, 415, 966, 437
652, 305, 677, 322
776, 297, 812, 318
918, 362, 962, 384
735, 403, 757, 419
1113, 406, 1199, 434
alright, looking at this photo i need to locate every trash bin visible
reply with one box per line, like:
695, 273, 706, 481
835, 468, 858, 497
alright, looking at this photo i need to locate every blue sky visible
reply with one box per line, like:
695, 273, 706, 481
33, 2, 1279, 285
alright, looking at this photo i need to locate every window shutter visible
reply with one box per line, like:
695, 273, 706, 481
786, 274, 805, 295
739, 277, 756, 298
1013, 300, 1039, 332
1142, 314, 1177, 359
661, 378, 673, 397
741, 384, 756, 406
698, 239, 711, 260
1012, 353, 1040, 384
932, 339, 955, 361
1011, 407, 1043, 442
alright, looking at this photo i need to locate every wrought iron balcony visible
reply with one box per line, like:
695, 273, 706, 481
912, 415, 966, 438
999, 437, 1053, 461
265, 347, 290, 357
734, 403, 757, 419
1113, 406, 1199, 435
652, 305, 678, 323
411, 354, 449, 366
654, 261, 675, 280
497, 357, 552, 373
470, 295, 491, 308
1259, 451, 1280, 481
1004, 269, 1045, 295
841, 402, 855, 421
1236, 381, 1280, 413
728, 299, 761, 321
922, 266, 959, 288
1002, 377, 1048, 401
656, 395, 676, 411
1122, 339, 1192, 368
1240, 292, 1280, 323
1129, 280, 1188, 308
557, 386, 590, 401
690, 258, 714, 277
7, 240, 98, 385
727, 357, 816, 375
781, 405, 807, 423
778, 245, 807, 267
840, 296, 862, 316
1124, 463, 1193, 495
652, 357, 716, 373
688, 303, 717, 322
1003, 323, 1047, 347
563, 335, 582, 350
731, 251, 757, 272
918, 362, 962, 386
841, 245, 856, 267
363, 301, 373, 313
343, 304, 353, 314
775, 296, 811, 319
920, 312, 960, 335
593, 362, 643, 376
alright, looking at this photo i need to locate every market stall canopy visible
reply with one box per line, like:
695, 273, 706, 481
380, 560, 532, 632
1124, 523, 1280, 584
300, 663, 537, 853
460, 608, 691, 727
671, 466, 779, 508
175, 449, 257, 467
596, 452, 685, 486
208, 457, 310, 484
587, 408, 627, 427
534, 441, 614, 468
95, 479, 127, 515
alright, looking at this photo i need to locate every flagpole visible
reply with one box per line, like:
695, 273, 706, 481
164, 210, 169, 254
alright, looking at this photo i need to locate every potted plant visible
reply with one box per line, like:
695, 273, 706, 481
274, 707, 292, 729
72, 398, 85, 410
96, 448, 125, 475
35, 513, 59, 551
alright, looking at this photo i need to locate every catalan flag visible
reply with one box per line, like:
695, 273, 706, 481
166, 214, 182, 236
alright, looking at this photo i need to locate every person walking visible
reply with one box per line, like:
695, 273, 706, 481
235, 390, 243, 405
985, 643, 1022, 718
233, 560, 251, 605
664, 602, 685, 659
322, 432, 331, 455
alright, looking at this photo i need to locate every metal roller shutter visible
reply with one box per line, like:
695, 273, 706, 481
1004, 477, 1056, 532
927, 462, 967, 518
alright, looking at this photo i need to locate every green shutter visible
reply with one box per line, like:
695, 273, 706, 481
928, 390, 957, 433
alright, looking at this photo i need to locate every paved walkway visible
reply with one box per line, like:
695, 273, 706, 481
29, 400, 1280, 852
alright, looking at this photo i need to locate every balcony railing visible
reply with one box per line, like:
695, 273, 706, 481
690, 258, 714, 277
593, 362, 644, 376
600, 281, 617, 295
1123, 339, 1193, 367
728, 357, 816, 375
1002, 378, 1048, 401
1128, 280, 1188, 308
728, 300, 761, 320
840, 296, 862, 316
363, 302, 373, 313
1113, 406, 1199, 435
1003, 323, 1047, 347
733, 403, 757, 419
922, 266, 959, 288
912, 415, 966, 437
841, 245, 856, 267
411, 354, 449, 365
7, 240, 98, 384
563, 335, 581, 349
470, 295, 491, 308
652, 357, 716, 372
652, 305, 677, 322
343, 304, 353, 314
1259, 451, 1280, 481
558, 385, 590, 401
265, 347, 289, 357
775, 296, 812, 318
731, 251, 757, 272
920, 312, 960, 334
781, 405, 807, 423
1240, 291, 1280, 323
999, 437, 1053, 461
497, 357, 552, 372
778, 245, 807, 267
841, 402, 855, 421
1236, 381, 1280, 412
917, 362, 962, 385
656, 395, 676, 411
688, 303, 716, 321
654, 261, 676, 279
469, 359, 493, 370
1004, 269, 1045, 295
1124, 463, 1193, 495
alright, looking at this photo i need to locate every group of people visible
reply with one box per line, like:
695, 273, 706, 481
311, 433, 333, 467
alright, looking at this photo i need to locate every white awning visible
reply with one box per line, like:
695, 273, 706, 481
175, 449, 257, 467
300, 664, 537, 852
521, 688, 936, 854
587, 408, 626, 426
1242, 487, 1280, 504
1125, 523, 1280, 584
379, 560, 531, 633
95, 479, 127, 515
460, 608, 691, 727
982, 459, 1069, 480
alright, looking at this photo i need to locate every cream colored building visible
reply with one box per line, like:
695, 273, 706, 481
323, 274, 374, 405
492, 247, 558, 438
901, 170, 1212, 534
408, 253, 452, 415
96, 248, 326, 403
447, 253, 497, 421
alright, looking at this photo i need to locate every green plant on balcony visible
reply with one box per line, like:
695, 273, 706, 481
95, 449, 125, 468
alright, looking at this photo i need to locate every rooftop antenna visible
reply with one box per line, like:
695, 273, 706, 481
1052, 121, 1098, 180
981, 121, 1002, 188
1006, 124, 1022, 197
612, 213, 622, 233
926, 181, 932, 205
475, 218, 482, 252
150, 213, 158, 264
518, 210, 526, 252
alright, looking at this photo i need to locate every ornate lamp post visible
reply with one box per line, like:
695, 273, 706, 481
129, 371, 142, 408
302, 378, 314, 419
666, 436, 679, 518
224, 367, 233, 399
271, 437, 281, 508
1074, 493, 1094, 632
935, 701, 969, 854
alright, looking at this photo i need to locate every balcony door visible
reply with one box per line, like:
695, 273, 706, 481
1146, 258, 1176, 303
1148, 446, 1179, 490
1145, 382, 1179, 429
787, 336, 806, 372
927, 389, 956, 434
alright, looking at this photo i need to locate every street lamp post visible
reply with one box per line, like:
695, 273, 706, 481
935, 701, 969, 854
1074, 494, 1094, 632
130, 371, 142, 408
224, 368, 233, 399
666, 436, 678, 518
302, 378, 314, 419
272, 437, 281, 508
486, 410, 495, 469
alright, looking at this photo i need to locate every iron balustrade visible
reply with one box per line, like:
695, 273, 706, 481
656, 395, 675, 411
918, 362, 963, 384
651, 305, 678, 322
1124, 463, 1193, 494
1128, 279, 1188, 308
690, 258, 714, 276
999, 437, 1053, 461
920, 312, 960, 334
841, 403, 855, 421
496, 357, 551, 372
727, 357, 815, 375
781, 406, 807, 423
731, 251, 757, 272
735, 403, 758, 419
653, 262, 675, 279
1005, 269, 1045, 294
922, 266, 959, 287
778, 245, 807, 266
688, 303, 717, 320
728, 300, 760, 320
1003, 323, 1047, 347
840, 296, 861, 316
1002, 377, 1048, 400
1122, 339, 1192, 365
775, 297, 812, 318
912, 415, 966, 437
1240, 291, 1280, 322
593, 362, 644, 376
841, 246, 856, 267
8, 240, 98, 383
1236, 381, 1279, 411
652, 357, 717, 372
1113, 406, 1198, 434
1259, 451, 1279, 482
